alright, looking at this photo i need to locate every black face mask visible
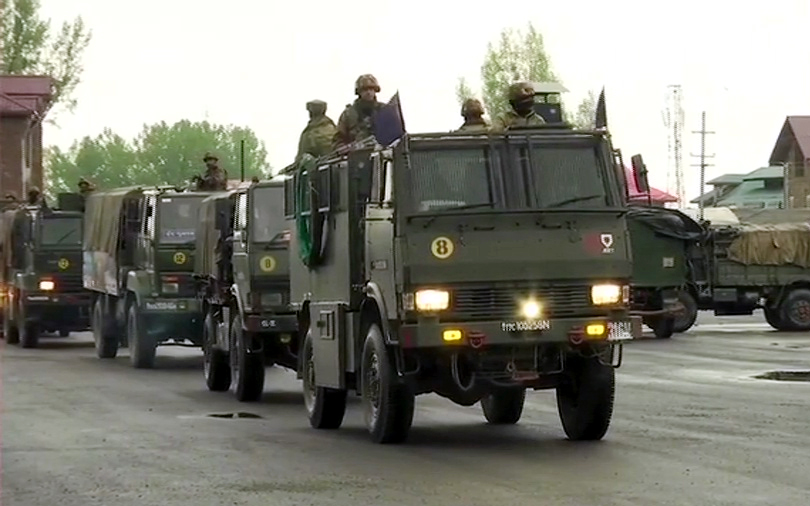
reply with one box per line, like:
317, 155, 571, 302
356, 99, 376, 115
512, 97, 534, 116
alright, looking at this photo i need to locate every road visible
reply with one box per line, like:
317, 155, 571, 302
2, 312, 809, 506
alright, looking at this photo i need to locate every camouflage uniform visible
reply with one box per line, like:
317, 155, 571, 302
489, 81, 546, 132
297, 99, 338, 160
333, 74, 385, 150
195, 152, 228, 191
456, 98, 489, 132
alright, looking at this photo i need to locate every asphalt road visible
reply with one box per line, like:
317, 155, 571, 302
2, 312, 809, 506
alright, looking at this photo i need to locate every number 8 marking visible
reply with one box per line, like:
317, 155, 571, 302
430, 236, 454, 259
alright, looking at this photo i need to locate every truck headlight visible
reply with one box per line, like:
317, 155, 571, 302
415, 289, 450, 311
519, 299, 543, 319
39, 280, 55, 291
591, 284, 621, 305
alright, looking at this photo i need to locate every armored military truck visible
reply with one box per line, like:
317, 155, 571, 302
285, 121, 642, 444
1, 194, 90, 348
195, 178, 298, 401
84, 186, 214, 368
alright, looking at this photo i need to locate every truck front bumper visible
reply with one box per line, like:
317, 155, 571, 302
139, 298, 203, 344
245, 312, 298, 333
21, 292, 92, 329
399, 315, 641, 349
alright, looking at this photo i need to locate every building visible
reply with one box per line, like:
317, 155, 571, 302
690, 165, 785, 209
624, 168, 678, 206
768, 116, 810, 208
0, 75, 54, 199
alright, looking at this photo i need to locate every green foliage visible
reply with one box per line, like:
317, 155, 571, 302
572, 89, 598, 130
0, 0, 92, 119
44, 120, 271, 198
457, 23, 597, 127
454, 77, 476, 107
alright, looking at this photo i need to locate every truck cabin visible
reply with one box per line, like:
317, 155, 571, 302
35, 210, 83, 250
241, 179, 289, 247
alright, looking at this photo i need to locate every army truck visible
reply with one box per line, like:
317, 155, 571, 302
285, 122, 642, 444
1, 194, 90, 348
195, 179, 298, 401
84, 186, 213, 368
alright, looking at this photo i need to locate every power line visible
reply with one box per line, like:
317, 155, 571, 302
690, 111, 715, 221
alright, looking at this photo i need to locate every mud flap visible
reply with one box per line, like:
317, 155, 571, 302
310, 302, 346, 389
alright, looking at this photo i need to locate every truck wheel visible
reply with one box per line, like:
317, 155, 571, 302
92, 299, 117, 359
59, 330, 70, 338
127, 305, 156, 369
20, 322, 40, 349
361, 323, 415, 444
764, 306, 792, 331
672, 291, 698, 333
556, 354, 615, 441
231, 315, 264, 402
481, 387, 526, 425
651, 317, 675, 339
301, 330, 347, 429
4, 308, 19, 345
779, 288, 810, 331
203, 313, 231, 391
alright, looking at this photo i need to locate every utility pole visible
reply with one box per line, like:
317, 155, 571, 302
691, 111, 715, 221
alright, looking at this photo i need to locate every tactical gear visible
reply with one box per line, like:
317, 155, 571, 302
461, 98, 485, 118
332, 99, 384, 150
355, 74, 381, 94
507, 81, 535, 102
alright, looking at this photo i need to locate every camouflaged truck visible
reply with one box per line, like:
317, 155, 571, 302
83, 186, 214, 368
285, 120, 642, 444
1, 194, 90, 348
194, 178, 298, 401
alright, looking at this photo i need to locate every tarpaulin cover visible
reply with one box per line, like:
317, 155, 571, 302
725, 223, 810, 267
83, 187, 143, 255
626, 205, 705, 242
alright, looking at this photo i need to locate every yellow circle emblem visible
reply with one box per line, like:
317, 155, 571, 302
259, 255, 276, 272
173, 252, 187, 265
57, 258, 70, 270
430, 236, 455, 259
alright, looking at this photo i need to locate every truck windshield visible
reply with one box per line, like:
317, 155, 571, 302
40, 217, 82, 246
408, 148, 492, 212
158, 197, 204, 244
526, 144, 609, 209
250, 186, 286, 243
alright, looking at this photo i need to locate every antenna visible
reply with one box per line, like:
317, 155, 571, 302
663, 85, 685, 205
239, 139, 245, 182
690, 111, 715, 221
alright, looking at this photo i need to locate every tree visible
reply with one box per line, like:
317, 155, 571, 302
1, 0, 92, 118
44, 120, 271, 197
456, 23, 596, 126
572, 89, 598, 130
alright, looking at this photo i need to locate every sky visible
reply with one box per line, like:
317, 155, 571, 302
38, 0, 810, 203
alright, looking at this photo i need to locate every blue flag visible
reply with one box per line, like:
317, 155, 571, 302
373, 92, 406, 146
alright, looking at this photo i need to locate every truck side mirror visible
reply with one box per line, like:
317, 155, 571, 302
630, 154, 650, 194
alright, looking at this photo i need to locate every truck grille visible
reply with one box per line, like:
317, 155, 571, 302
446, 283, 595, 321
53, 274, 84, 293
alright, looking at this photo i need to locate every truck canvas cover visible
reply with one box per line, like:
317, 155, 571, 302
721, 223, 810, 267
626, 206, 705, 242
83, 186, 143, 256
0, 208, 23, 279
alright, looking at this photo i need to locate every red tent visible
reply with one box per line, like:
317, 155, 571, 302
624, 167, 678, 204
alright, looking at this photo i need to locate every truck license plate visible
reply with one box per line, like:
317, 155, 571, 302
500, 320, 551, 332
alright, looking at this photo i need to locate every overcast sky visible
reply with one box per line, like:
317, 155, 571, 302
40, 0, 810, 202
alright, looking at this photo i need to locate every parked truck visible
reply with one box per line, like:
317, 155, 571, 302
285, 112, 642, 444
0, 193, 90, 347
194, 178, 299, 401
83, 186, 214, 367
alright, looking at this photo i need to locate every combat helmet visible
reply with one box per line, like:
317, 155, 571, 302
507, 81, 535, 102
461, 98, 484, 117
355, 74, 381, 94
203, 152, 218, 162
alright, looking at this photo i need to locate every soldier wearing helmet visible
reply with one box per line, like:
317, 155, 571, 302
194, 152, 228, 191
489, 81, 546, 132
297, 99, 338, 161
456, 98, 489, 132
78, 177, 96, 196
332, 74, 385, 150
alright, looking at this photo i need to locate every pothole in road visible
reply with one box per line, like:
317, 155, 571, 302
753, 371, 810, 382
207, 412, 263, 419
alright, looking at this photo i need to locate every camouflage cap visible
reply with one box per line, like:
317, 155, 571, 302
507, 81, 535, 102
306, 99, 327, 108
355, 74, 381, 94
203, 152, 218, 162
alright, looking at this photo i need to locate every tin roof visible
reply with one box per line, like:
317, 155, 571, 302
768, 116, 810, 165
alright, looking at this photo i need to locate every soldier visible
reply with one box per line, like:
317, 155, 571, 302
26, 186, 49, 210
456, 98, 488, 132
251, 175, 260, 183
489, 81, 546, 132
297, 100, 338, 161
194, 152, 228, 191
332, 74, 385, 150
78, 177, 96, 196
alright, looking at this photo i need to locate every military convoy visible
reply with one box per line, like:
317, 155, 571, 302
0, 194, 91, 348
83, 186, 213, 368
194, 179, 298, 401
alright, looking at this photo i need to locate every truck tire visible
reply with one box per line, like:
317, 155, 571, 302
301, 330, 347, 429
778, 288, 810, 331
20, 322, 40, 349
556, 354, 615, 441
764, 306, 791, 331
361, 323, 415, 444
672, 290, 698, 333
92, 298, 117, 359
59, 330, 70, 338
481, 387, 526, 425
203, 313, 231, 391
4, 307, 19, 345
652, 317, 675, 339
231, 315, 264, 402
127, 305, 156, 369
